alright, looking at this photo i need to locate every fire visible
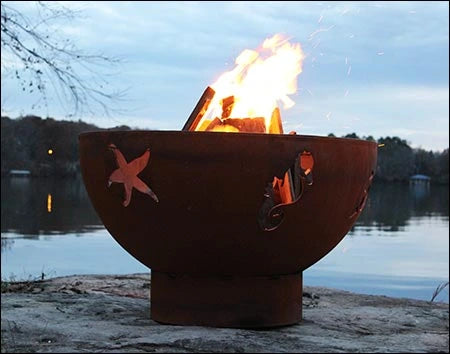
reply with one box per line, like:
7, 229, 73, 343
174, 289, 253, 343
183, 35, 309, 207
195, 34, 305, 133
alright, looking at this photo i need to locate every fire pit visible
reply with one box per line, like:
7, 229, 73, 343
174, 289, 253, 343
79, 35, 377, 328
79, 130, 376, 328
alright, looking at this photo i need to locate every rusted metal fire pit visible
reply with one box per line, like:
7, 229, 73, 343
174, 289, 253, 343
79, 130, 377, 328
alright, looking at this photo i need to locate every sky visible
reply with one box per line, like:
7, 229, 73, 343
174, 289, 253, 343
1, 1, 449, 151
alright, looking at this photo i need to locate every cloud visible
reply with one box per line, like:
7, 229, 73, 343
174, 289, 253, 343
1, 1, 448, 151
282, 83, 449, 150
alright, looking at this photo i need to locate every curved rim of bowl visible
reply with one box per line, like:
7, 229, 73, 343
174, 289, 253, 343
79, 130, 378, 148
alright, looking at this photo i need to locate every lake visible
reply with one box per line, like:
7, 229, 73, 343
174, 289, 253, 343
1, 176, 448, 303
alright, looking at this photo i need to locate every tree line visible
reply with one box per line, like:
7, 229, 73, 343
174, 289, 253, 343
330, 133, 448, 184
1, 115, 448, 184
1, 115, 130, 177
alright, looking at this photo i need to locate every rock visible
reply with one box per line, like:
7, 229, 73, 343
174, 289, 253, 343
1, 274, 448, 353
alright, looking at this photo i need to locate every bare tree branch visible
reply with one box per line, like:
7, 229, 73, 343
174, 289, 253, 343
1, 1, 127, 117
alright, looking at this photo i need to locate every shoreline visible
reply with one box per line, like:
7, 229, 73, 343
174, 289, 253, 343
1, 273, 449, 353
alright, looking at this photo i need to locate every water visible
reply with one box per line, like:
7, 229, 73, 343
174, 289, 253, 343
1, 177, 448, 303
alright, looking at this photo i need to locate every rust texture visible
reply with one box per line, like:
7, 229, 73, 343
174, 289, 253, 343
151, 271, 302, 328
79, 131, 377, 328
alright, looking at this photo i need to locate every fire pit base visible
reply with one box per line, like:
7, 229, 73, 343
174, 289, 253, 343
150, 271, 302, 328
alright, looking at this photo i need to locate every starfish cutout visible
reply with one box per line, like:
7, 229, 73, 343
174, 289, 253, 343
107, 144, 159, 207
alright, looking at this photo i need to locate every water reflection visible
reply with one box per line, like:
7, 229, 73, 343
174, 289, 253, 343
1, 177, 448, 237
353, 183, 449, 233
1, 178, 448, 302
1, 176, 102, 236
47, 193, 52, 213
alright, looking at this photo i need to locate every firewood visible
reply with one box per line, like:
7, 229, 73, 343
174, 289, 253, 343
221, 96, 234, 119
269, 107, 283, 134
204, 117, 222, 131
205, 117, 266, 133
197, 119, 212, 131
221, 117, 266, 133
209, 124, 240, 133
182, 86, 215, 131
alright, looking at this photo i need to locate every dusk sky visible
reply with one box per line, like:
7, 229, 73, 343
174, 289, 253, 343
2, 1, 449, 151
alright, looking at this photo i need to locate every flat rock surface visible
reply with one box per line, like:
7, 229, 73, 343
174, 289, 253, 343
1, 274, 448, 353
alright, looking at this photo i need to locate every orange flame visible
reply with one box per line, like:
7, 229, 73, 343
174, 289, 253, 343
196, 34, 305, 133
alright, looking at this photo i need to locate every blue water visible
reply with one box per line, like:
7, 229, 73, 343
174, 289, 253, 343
1, 178, 449, 303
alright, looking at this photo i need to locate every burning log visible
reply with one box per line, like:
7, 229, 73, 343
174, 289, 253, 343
203, 117, 222, 131
269, 107, 284, 134
222, 118, 266, 133
197, 119, 213, 131
205, 117, 266, 133
221, 96, 235, 119
183, 86, 215, 131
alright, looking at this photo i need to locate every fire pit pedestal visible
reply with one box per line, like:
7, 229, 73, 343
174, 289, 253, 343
151, 271, 302, 328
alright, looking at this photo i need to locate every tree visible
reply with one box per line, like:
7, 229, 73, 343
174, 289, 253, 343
1, 2, 126, 117
414, 148, 438, 176
436, 149, 449, 184
376, 136, 414, 182
342, 132, 360, 139
1, 115, 131, 176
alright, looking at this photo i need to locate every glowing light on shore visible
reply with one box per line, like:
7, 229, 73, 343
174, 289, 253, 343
47, 194, 52, 213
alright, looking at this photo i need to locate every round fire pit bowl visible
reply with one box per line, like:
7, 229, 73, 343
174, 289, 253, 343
79, 130, 377, 328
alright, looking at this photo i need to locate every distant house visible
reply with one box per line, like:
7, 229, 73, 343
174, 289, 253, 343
409, 174, 431, 186
9, 169, 31, 177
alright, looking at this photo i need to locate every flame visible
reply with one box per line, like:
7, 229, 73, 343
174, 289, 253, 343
196, 34, 305, 133
210, 125, 239, 133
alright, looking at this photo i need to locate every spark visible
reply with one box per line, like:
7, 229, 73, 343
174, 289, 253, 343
377, 52, 384, 56
345, 57, 348, 65
293, 123, 303, 130
308, 25, 335, 40
409, 10, 416, 14
349, 34, 355, 38
326, 112, 332, 120
347, 66, 352, 76
341, 9, 349, 15
318, 14, 323, 23
378, 144, 385, 147
344, 89, 349, 97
